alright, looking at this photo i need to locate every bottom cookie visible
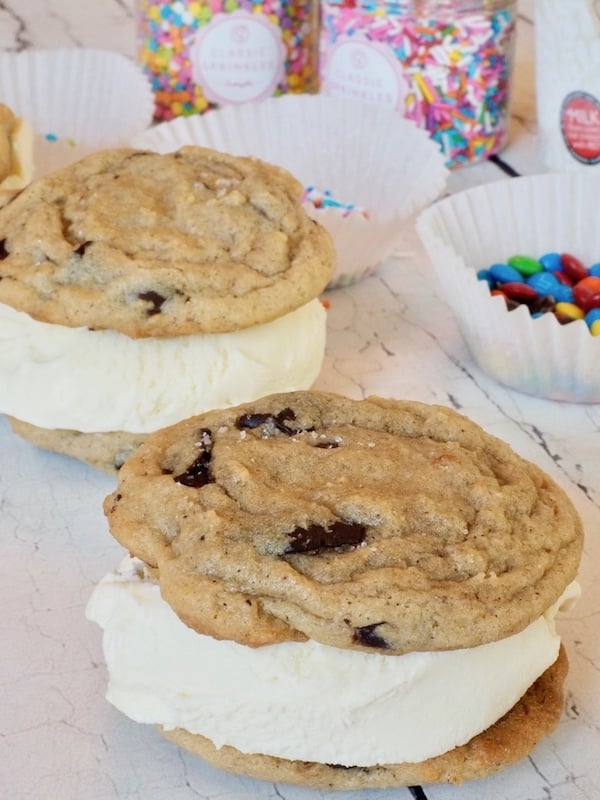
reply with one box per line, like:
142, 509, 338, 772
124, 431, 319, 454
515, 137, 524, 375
8, 416, 147, 474
160, 646, 568, 790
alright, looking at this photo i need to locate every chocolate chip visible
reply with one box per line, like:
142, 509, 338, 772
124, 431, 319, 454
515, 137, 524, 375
138, 290, 166, 316
0, 239, 8, 259
174, 428, 213, 488
272, 407, 298, 432
235, 407, 313, 436
236, 412, 274, 430
174, 454, 211, 487
73, 241, 92, 256
285, 520, 367, 554
353, 623, 389, 649
314, 441, 340, 449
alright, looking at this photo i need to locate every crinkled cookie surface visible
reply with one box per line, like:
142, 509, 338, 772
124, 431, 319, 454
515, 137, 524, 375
0, 146, 334, 337
104, 391, 583, 654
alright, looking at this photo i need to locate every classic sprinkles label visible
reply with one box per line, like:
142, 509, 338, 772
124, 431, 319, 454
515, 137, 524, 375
189, 10, 286, 104
322, 35, 408, 111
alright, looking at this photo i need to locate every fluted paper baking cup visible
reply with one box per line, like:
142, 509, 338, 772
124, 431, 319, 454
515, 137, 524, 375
416, 172, 600, 403
0, 49, 154, 178
132, 95, 448, 288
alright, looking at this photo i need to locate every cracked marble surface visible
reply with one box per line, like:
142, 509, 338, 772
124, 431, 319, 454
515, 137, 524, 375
1, 1, 599, 798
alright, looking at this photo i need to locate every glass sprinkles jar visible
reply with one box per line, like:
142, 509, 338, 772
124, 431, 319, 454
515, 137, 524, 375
318, 0, 518, 168
136, 0, 319, 120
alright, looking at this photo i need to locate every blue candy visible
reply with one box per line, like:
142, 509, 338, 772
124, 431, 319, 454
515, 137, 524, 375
539, 252, 563, 272
589, 263, 600, 277
552, 284, 575, 303
477, 268, 494, 287
585, 308, 600, 326
527, 271, 574, 302
488, 263, 523, 284
526, 271, 560, 294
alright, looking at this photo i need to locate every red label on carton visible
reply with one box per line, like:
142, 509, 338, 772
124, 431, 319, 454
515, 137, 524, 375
560, 91, 600, 165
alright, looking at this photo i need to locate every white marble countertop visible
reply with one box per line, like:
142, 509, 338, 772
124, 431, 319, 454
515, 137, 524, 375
1, 2, 599, 799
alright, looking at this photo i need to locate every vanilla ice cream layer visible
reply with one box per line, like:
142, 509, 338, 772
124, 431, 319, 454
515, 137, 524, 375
86, 556, 579, 767
0, 299, 326, 433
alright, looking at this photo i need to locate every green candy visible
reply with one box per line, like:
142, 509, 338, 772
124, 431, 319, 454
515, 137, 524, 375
507, 254, 543, 277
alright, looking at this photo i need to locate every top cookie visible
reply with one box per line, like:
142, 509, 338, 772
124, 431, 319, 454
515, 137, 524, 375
0, 146, 334, 338
104, 391, 583, 655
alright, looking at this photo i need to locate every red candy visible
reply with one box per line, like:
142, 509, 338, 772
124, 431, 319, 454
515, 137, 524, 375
572, 276, 600, 312
561, 252, 588, 283
501, 281, 539, 302
553, 270, 573, 286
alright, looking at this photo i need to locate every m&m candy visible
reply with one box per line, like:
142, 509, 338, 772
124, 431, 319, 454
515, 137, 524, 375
478, 251, 600, 335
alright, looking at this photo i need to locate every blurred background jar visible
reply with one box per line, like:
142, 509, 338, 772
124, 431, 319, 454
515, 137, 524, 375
136, 0, 319, 120
318, 0, 518, 169
536, 0, 600, 172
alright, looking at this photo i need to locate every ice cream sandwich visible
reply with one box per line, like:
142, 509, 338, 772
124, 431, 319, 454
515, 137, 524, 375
0, 148, 334, 472
87, 390, 583, 788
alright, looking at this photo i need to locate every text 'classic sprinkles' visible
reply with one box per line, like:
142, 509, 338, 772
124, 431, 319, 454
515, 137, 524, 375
319, 1, 516, 168
478, 252, 600, 335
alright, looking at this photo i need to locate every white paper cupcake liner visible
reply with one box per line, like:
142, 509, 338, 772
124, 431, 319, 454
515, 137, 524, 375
416, 172, 600, 403
132, 95, 448, 289
0, 49, 154, 178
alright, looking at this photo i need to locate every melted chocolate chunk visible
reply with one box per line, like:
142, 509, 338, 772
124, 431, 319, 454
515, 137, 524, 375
314, 441, 340, 449
236, 412, 273, 430
138, 290, 166, 316
285, 520, 366, 554
174, 428, 213, 488
236, 407, 304, 436
352, 622, 389, 650
73, 241, 92, 256
353, 623, 389, 650
0, 239, 8, 260
273, 407, 296, 428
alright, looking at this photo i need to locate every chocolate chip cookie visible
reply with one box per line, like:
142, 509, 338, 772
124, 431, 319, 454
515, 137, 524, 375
105, 390, 583, 654
0, 146, 334, 337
